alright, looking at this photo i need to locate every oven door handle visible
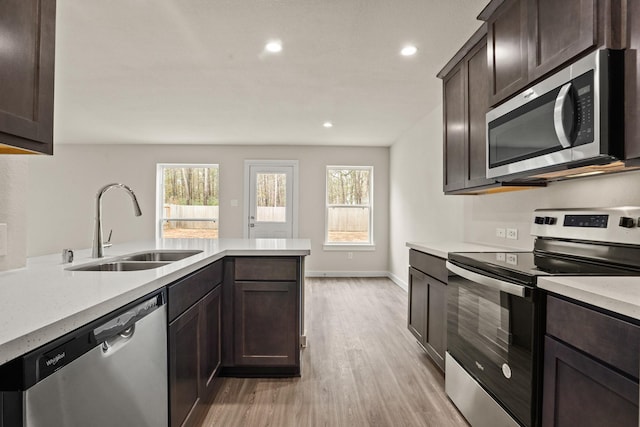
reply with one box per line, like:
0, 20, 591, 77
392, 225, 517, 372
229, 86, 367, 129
446, 261, 526, 297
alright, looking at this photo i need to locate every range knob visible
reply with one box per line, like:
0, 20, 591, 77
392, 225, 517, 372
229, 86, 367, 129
619, 217, 636, 228
544, 216, 557, 225
534, 216, 545, 225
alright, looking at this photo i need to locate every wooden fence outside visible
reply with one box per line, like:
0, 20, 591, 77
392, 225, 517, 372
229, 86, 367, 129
164, 205, 369, 232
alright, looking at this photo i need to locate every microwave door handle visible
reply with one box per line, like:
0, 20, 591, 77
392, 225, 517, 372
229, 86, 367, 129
553, 82, 573, 148
446, 261, 526, 297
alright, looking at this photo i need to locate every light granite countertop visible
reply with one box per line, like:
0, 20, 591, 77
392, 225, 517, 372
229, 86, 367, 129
0, 238, 311, 365
538, 276, 640, 322
406, 241, 509, 259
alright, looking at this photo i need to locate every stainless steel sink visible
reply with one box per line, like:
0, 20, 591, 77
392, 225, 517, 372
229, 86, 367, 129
66, 249, 203, 272
118, 250, 203, 262
69, 261, 172, 272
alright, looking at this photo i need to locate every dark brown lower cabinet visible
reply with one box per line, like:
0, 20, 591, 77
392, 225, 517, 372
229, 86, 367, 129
543, 295, 639, 427
407, 250, 448, 372
169, 285, 222, 427
167, 260, 223, 427
234, 281, 298, 367
222, 257, 302, 376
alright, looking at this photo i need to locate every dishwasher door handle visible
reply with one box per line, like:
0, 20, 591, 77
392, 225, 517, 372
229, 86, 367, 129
446, 261, 526, 297
101, 325, 136, 353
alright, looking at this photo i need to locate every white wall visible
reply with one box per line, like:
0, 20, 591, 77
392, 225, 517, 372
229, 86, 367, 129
0, 157, 28, 271
27, 144, 389, 274
388, 106, 465, 289
464, 169, 640, 248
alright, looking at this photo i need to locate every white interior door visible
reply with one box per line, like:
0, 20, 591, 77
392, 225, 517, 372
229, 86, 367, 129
246, 162, 297, 238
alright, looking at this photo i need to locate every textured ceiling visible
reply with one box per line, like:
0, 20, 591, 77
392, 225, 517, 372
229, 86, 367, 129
54, 0, 488, 146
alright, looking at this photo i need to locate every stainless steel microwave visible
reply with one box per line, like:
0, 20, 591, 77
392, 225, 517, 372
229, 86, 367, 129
486, 49, 624, 180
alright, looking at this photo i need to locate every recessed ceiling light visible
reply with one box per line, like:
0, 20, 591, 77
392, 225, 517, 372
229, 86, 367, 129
265, 40, 283, 53
401, 45, 418, 56
323, 122, 333, 128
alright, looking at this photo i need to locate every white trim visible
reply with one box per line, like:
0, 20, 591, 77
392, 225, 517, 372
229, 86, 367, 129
304, 271, 408, 291
325, 165, 374, 245
156, 163, 219, 241
322, 244, 376, 251
305, 270, 389, 278
387, 272, 408, 292
243, 160, 299, 239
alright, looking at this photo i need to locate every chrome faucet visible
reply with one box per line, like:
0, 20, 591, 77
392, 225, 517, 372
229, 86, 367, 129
92, 183, 142, 258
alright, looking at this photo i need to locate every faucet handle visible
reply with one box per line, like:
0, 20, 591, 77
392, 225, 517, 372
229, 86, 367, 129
103, 229, 113, 248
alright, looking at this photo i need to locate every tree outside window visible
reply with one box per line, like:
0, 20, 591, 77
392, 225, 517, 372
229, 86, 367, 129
157, 164, 219, 239
326, 166, 373, 244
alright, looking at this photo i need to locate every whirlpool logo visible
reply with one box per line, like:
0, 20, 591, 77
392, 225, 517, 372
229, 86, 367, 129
45, 352, 66, 367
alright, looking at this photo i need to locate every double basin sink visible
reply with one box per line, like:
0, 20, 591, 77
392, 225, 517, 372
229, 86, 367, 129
67, 250, 203, 272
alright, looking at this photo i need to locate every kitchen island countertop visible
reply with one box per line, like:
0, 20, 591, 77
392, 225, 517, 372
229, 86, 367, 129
0, 238, 311, 365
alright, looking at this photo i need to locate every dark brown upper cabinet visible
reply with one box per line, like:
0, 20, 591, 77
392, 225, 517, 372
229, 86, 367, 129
625, 0, 640, 161
486, 0, 529, 106
439, 27, 544, 194
0, 0, 56, 155
480, 0, 621, 107
440, 28, 494, 194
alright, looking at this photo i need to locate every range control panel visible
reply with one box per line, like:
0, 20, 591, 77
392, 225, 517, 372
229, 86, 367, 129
531, 208, 640, 245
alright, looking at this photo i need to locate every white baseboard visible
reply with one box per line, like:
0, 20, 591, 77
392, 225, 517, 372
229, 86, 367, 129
305, 270, 409, 292
387, 272, 408, 291
305, 271, 388, 278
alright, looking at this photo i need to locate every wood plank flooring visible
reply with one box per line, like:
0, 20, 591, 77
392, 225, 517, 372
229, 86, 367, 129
201, 277, 468, 427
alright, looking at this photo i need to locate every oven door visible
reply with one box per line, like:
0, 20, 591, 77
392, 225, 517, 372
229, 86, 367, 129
446, 261, 538, 427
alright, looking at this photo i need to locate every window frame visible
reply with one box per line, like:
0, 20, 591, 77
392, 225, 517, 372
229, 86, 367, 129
156, 163, 220, 240
323, 165, 375, 250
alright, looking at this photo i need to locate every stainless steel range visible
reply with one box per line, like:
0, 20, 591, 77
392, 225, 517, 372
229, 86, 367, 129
445, 207, 640, 427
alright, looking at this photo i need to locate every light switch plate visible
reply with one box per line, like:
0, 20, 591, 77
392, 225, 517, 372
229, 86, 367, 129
0, 224, 7, 256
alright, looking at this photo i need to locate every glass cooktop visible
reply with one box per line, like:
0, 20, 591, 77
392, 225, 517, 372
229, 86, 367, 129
448, 251, 640, 287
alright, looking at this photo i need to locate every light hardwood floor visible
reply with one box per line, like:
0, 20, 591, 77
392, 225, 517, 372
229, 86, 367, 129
202, 277, 468, 427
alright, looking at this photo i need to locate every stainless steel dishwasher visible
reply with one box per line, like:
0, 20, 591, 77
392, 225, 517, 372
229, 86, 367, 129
0, 289, 168, 426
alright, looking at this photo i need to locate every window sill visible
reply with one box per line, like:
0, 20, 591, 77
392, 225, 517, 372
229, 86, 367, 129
323, 243, 376, 251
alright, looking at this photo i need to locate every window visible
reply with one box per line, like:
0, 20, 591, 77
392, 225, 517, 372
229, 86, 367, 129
157, 164, 219, 239
325, 166, 373, 246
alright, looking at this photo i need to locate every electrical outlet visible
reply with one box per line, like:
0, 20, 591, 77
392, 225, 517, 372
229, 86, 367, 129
347, 252, 353, 259
506, 228, 518, 240
0, 224, 6, 256
496, 228, 506, 238
506, 253, 518, 265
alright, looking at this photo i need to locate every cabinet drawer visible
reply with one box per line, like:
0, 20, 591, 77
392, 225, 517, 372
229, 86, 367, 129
234, 257, 298, 281
409, 250, 448, 283
168, 260, 223, 322
546, 295, 640, 379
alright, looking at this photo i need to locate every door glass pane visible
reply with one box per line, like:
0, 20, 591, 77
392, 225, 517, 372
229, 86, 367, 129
327, 206, 370, 242
255, 173, 286, 223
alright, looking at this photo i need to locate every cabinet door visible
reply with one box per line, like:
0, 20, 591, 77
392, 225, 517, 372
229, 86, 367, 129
625, 0, 640, 160
200, 286, 222, 396
425, 277, 447, 371
169, 303, 201, 427
488, 0, 529, 106
234, 281, 298, 366
465, 38, 493, 188
542, 336, 639, 427
407, 267, 428, 344
0, 0, 55, 154
528, 0, 597, 81
443, 64, 466, 192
